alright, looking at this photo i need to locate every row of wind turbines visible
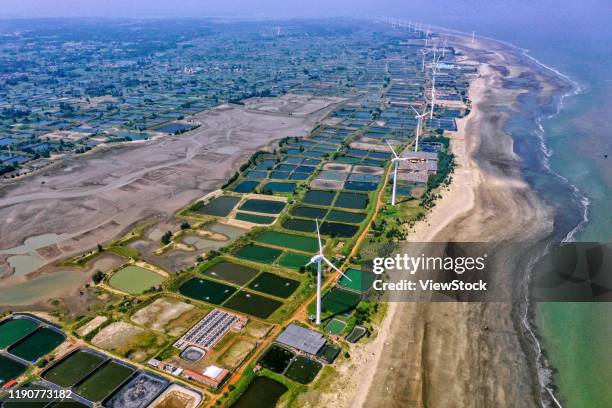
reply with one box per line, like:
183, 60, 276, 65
306, 19, 442, 325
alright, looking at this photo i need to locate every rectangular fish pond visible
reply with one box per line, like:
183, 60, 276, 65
334, 192, 369, 209
234, 212, 276, 225
224, 291, 282, 319
108, 266, 165, 295
284, 356, 322, 384
289, 206, 328, 219
238, 199, 286, 214
202, 260, 259, 286
8, 327, 65, 363
324, 318, 347, 335
258, 344, 295, 373
260, 182, 297, 194
231, 376, 288, 408
322, 288, 361, 315
319, 222, 359, 238
232, 180, 260, 193
0, 316, 39, 349
302, 190, 336, 206
178, 278, 236, 305
276, 252, 311, 271
247, 272, 299, 298
254, 231, 320, 253
43, 349, 107, 387
338, 268, 376, 292
234, 243, 283, 264
74, 360, 135, 402
326, 210, 366, 224
281, 218, 317, 233
104, 372, 169, 408
195, 195, 241, 217
0, 354, 27, 385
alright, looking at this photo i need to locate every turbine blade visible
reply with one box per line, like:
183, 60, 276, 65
315, 219, 323, 253
323, 257, 352, 282
386, 140, 399, 158
410, 105, 419, 115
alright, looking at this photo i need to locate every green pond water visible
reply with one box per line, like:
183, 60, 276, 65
326, 210, 366, 224
75, 360, 134, 402
302, 190, 336, 206
290, 206, 328, 219
0, 317, 39, 349
254, 231, 320, 253
0, 354, 27, 385
335, 192, 369, 209
196, 196, 241, 217
179, 278, 236, 305
239, 199, 286, 214
247, 272, 299, 298
231, 376, 288, 408
202, 261, 259, 285
8, 327, 65, 362
108, 266, 165, 294
282, 218, 317, 233
276, 252, 311, 271
234, 244, 282, 264
285, 356, 321, 384
224, 291, 282, 319
43, 350, 106, 387
235, 212, 276, 225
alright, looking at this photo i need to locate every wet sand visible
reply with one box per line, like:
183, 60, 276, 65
300, 34, 556, 408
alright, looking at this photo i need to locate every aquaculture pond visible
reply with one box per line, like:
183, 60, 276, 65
338, 268, 376, 292
75, 361, 135, 402
248, 272, 299, 298
0, 354, 27, 385
43, 350, 107, 387
224, 291, 282, 319
108, 266, 164, 294
238, 199, 286, 214
202, 261, 259, 286
276, 252, 311, 271
322, 289, 361, 315
290, 206, 328, 219
0, 381, 52, 407
234, 244, 282, 264
335, 192, 369, 209
284, 356, 322, 384
8, 327, 65, 362
282, 218, 317, 233
324, 318, 347, 335
0, 317, 39, 349
346, 326, 368, 343
254, 231, 320, 253
258, 345, 295, 373
302, 190, 336, 206
344, 181, 379, 191
232, 180, 260, 193
156, 123, 193, 133
320, 222, 359, 238
235, 212, 276, 225
326, 210, 366, 224
178, 278, 236, 305
196, 195, 241, 217
231, 376, 288, 408
261, 182, 297, 193
105, 372, 169, 408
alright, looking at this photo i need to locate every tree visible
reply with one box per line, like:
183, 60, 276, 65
161, 231, 173, 245
180, 221, 191, 230
92, 270, 105, 284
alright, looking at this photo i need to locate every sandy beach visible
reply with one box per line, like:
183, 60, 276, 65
297, 33, 556, 408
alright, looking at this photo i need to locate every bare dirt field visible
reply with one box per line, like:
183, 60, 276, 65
131, 297, 200, 334
76, 315, 108, 337
0, 94, 342, 306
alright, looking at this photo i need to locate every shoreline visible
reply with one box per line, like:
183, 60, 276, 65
308, 31, 566, 408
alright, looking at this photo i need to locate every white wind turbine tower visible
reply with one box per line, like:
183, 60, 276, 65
410, 106, 430, 152
305, 220, 351, 325
420, 48, 429, 72
386, 140, 409, 206
429, 55, 442, 120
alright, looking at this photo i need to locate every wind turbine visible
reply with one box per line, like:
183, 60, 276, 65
410, 106, 430, 152
386, 140, 409, 206
306, 220, 351, 325
420, 48, 430, 72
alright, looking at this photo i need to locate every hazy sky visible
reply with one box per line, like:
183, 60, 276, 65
1, 0, 610, 41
